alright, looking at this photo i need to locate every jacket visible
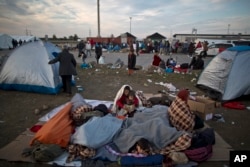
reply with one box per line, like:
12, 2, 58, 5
48, 49, 77, 76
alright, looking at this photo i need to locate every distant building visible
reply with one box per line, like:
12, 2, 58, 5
87, 32, 136, 45
117, 32, 136, 44
86, 32, 170, 46
146, 32, 166, 42
173, 33, 250, 43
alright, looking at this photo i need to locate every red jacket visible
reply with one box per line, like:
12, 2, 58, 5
152, 54, 162, 66
116, 94, 139, 109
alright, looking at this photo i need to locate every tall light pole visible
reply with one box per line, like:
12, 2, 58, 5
97, 0, 100, 37
129, 17, 132, 34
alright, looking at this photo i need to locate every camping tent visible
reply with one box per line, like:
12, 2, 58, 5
196, 46, 250, 101
0, 40, 62, 94
0, 33, 13, 49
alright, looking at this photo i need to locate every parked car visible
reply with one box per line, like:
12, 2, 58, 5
231, 40, 250, 46
195, 43, 234, 57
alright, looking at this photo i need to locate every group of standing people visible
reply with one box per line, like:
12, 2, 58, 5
11, 38, 36, 49
77, 40, 103, 65
188, 41, 208, 58
12, 39, 21, 49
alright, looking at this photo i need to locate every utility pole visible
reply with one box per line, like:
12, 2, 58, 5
129, 17, 132, 34
97, 0, 100, 37
25, 27, 28, 35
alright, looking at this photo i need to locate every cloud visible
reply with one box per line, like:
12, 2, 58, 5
0, 0, 249, 38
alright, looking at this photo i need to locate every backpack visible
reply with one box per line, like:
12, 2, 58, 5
32, 144, 64, 162
184, 128, 215, 162
184, 144, 213, 162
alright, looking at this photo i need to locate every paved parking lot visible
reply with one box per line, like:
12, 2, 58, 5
0, 49, 213, 70
72, 50, 213, 69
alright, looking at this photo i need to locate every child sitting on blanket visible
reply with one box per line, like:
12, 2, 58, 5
117, 90, 139, 117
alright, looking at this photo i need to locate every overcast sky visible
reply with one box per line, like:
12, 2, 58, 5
0, 0, 250, 39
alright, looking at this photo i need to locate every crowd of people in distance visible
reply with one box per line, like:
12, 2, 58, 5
51, 38, 207, 96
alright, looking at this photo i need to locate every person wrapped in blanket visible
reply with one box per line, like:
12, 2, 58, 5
128, 138, 153, 156
168, 89, 204, 133
111, 85, 152, 117
116, 89, 139, 117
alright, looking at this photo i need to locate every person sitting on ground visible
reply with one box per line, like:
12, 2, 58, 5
188, 55, 204, 70
117, 90, 139, 117
152, 50, 162, 67
158, 59, 166, 70
111, 85, 131, 113
112, 85, 143, 115
167, 89, 204, 133
166, 57, 176, 68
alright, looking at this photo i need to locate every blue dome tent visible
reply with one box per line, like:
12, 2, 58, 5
0, 41, 62, 94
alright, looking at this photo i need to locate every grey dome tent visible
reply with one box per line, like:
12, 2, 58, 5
0, 33, 13, 49
196, 46, 250, 101
0, 41, 62, 94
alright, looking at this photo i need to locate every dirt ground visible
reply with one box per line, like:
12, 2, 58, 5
0, 49, 250, 167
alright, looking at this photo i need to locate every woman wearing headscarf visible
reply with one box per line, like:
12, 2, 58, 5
111, 85, 142, 114
167, 89, 204, 132
127, 49, 136, 75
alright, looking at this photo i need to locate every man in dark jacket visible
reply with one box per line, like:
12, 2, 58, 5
77, 40, 85, 56
95, 42, 102, 64
48, 45, 77, 96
